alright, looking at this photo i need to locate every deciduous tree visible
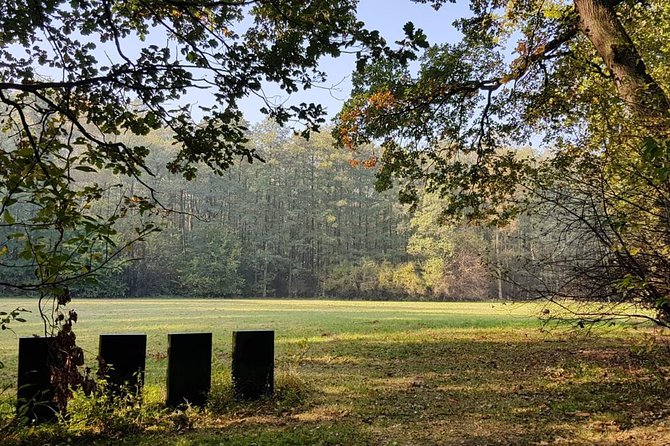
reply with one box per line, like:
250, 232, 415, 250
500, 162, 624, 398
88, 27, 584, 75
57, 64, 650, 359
335, 0, 670, 323
0, 0, 376, 409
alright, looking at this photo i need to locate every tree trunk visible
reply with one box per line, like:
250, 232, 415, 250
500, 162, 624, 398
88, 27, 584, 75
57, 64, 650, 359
262, 241, 268, 298
574, 0, 670, 120
494, 230, 504, 300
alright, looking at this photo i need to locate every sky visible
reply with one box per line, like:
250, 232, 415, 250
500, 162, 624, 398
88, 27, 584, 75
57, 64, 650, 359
14, 0, 473, 126
235, 0, 472, 124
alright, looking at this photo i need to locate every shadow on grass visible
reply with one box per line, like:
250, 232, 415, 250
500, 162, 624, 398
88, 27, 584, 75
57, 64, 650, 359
292, 332, 670, 445
3, 330, 670, 446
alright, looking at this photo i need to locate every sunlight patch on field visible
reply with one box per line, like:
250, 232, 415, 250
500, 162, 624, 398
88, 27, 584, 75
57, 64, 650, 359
1, 297, 669, 445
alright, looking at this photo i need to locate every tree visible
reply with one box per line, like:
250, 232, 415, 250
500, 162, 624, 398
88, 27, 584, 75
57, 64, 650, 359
0, 0, 386, 411
335, 0, 670, 323
0, 2, 386, 307
337, 0, 668, 215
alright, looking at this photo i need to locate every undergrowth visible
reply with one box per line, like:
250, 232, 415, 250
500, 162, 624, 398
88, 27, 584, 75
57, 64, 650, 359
0, 361, 313, 445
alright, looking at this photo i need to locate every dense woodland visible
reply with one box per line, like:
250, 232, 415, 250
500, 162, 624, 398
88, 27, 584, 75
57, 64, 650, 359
0, 116, 592, 300
0, 120, 573, 301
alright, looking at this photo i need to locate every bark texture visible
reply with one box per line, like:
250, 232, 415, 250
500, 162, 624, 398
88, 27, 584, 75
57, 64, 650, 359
575, 0, 670, 121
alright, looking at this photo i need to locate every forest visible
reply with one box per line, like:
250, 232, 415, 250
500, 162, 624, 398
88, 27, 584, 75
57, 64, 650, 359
1, 120, 562, 301
0, 0, 667, 320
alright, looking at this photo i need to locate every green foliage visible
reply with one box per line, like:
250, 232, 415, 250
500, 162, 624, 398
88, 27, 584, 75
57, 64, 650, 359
0, 0, 385, 310
179, 224, 243, 297
0, 0, 379, 273
70, 259, 129, 298
0, 307, 29, 369
333, 0, 670, 324
0, 307, 29, 332
5, 121, 574, 302
335, 0, 669, 219
67, 384, 149, 435
60, 123, 431, 299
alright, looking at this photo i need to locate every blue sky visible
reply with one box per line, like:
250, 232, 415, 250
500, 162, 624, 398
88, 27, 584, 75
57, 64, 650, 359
14, 1, 472, 126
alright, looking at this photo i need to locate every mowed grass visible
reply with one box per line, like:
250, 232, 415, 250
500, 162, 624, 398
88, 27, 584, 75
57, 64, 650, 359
1, 298, 670, 445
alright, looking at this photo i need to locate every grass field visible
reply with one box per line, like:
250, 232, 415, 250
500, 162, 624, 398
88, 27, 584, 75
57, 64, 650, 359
1, 298, 670, 445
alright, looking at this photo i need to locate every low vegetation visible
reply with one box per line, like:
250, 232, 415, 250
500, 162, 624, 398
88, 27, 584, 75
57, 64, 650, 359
1, 299, 669, 445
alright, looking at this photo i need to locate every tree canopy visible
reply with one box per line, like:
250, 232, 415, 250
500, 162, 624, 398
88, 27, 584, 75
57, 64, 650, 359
335, 0, 670, 324
336, 0, 669, 216
0, 0, 384, 301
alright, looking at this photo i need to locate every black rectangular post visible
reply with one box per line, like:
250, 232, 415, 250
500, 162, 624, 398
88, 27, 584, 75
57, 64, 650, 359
98, 333, 146, 395
16, 337, 58, 424
166, 332, 212, 408
232, 330, 274, 400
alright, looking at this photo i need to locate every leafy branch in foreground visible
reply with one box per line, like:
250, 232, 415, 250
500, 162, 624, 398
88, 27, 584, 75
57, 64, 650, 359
335, 0, 670, 324
0, 0, 381, 412
0, 307, 30, 370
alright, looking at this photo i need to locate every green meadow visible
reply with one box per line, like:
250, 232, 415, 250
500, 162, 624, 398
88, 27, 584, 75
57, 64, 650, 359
1, 298, 670, 445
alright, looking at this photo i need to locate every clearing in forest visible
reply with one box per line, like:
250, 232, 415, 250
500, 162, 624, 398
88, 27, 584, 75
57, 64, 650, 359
1, 298, 669, 445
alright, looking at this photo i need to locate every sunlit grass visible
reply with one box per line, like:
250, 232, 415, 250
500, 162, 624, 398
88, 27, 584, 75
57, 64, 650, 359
1, 298, 669, 445
0, 298, 544, 379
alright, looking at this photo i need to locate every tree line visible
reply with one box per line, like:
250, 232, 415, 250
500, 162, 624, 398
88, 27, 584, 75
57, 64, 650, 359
0, 0, 665, 314
0, 120, 582, 301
